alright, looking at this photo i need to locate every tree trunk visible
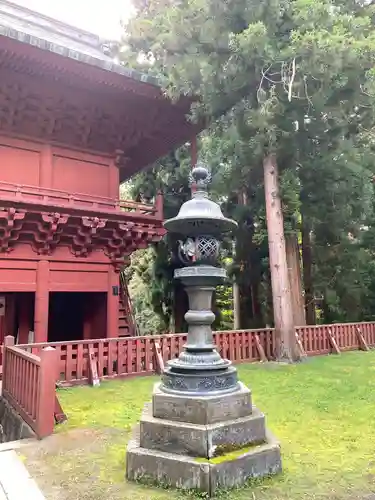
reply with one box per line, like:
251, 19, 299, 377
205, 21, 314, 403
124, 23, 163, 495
232, 189, 248, 331
250, 282, 263, 328
233, 282, 241, 329
285, 233, 306, 326
301, 219, 316, 324
263, 154, 299, 362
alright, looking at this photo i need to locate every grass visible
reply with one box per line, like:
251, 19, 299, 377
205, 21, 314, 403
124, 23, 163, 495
21, 351, 375, 499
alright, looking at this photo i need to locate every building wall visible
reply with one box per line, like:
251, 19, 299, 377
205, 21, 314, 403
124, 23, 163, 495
0, 247, 112, 292
0, 251, 119, 343
0, 136, 119, 198
0, 135, 122, 343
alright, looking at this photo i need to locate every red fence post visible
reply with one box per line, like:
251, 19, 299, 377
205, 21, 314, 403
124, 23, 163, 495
2, 335, 14, 385
36, 347, 58, 439
3, 335, 14, 348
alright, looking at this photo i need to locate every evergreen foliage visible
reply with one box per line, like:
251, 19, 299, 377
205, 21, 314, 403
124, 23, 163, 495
123, 0, 375, 331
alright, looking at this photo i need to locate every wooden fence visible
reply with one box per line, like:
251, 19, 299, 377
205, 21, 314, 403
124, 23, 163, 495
295, 322, 375, 356
16, 322, 375, 387
2, 336, 57, 438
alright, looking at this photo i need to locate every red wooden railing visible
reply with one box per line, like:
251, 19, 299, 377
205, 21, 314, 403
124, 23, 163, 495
0, 181, 163, 222
15, 322, 375, 387
17, 328, 272, 386
2, 336, 57, 439
296, 322, 375, 355
0, 320, 371, 441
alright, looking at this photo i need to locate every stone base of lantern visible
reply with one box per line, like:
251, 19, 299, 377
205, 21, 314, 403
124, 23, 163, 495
126, 382, 282, 495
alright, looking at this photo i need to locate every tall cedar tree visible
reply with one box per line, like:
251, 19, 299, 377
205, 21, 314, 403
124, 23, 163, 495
125, 0, 375, 359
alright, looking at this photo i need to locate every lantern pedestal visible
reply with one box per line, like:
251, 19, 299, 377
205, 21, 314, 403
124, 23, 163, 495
126, 383, 281, 494
161, 266, 240, 396
126, 264, 282, 494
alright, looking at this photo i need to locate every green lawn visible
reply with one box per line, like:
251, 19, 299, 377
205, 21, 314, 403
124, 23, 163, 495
21, 352, 375, 499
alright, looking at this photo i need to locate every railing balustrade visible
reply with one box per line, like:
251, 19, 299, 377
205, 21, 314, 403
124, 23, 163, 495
16, 322, 375, 387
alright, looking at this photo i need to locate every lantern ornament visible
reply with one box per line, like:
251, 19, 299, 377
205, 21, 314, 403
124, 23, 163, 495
161, 162, 239, 396
178, 235, 220, 264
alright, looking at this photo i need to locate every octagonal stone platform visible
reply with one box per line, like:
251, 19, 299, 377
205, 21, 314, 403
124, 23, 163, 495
152, 381, 252, 424
127, 427, 281, 494
126, 382, 282, 495
140, 402, 266, 458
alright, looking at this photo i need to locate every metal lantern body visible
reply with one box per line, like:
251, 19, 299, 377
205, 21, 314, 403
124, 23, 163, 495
161, 164, 239, 396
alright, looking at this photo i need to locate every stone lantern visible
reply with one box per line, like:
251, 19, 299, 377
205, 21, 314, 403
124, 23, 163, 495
161, 163, 238, 396
126, 163, 282, 495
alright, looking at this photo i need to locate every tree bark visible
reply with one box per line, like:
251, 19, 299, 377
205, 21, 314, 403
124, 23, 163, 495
263, 154, 300, 361
285, 233, 306, 326
233, 282, 241, 329
301, 219, 316, 325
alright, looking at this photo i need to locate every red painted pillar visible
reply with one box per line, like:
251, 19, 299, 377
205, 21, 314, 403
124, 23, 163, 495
107, 266, 119, 338
0, 296, 6, 364
0, 295, 6, 341
34, 260, 50, 343
37, 346, 58, 438
155, 191, 164, 220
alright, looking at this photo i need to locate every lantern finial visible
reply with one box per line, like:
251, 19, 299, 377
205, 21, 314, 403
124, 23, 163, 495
189, 161, 211, 191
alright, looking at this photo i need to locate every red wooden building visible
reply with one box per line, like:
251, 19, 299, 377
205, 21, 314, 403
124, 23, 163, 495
0, 0, 196, 348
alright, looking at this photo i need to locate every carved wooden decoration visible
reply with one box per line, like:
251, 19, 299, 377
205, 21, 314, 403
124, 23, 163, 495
0, 207, 26, 252
0, 201, 164, 261
33, 212, 69, 255
72, 217, 107, 257
105, 226, 131, 260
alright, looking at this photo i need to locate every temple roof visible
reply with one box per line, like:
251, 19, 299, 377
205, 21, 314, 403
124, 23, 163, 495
0, 1, 199, 180
0, 0, 158, 86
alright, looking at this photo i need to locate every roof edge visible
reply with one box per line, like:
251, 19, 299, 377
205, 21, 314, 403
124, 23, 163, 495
0, 25, 160, 87
0, 0, 100, 44
0, 0, 160, 88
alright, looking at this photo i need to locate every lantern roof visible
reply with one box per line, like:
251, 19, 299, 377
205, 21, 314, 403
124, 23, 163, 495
164, 164, 238, 236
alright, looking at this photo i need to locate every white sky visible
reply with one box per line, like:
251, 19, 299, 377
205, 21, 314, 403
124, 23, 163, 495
13, 0, 134, 39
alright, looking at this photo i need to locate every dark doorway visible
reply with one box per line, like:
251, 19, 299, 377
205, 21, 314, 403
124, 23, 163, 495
15, 292, 34, 344
48, 292, 85, 342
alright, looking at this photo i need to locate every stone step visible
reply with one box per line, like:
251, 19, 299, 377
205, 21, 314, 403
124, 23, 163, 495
127, 425, 281, 495
0, 450, 45, 499
152, 381, 253, 425
140, 402, 267, 458
127, 426, 210, 492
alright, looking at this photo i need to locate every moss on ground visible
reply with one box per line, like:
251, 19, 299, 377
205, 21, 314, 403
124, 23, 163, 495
20, 351, 375, 499
195, 442, 262, 464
